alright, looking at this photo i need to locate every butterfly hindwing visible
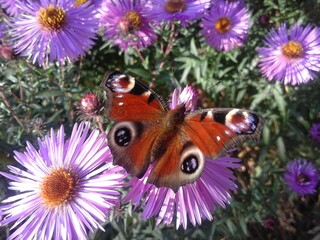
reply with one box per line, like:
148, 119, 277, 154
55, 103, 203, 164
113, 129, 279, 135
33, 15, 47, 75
147, 131, 206, 192
107, 121, 163, 178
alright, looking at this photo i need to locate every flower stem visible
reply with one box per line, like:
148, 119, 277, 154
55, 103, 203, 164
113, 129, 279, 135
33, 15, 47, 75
0, 89, 30, 134
159, 22, 178, 70
134, 47, 145, 62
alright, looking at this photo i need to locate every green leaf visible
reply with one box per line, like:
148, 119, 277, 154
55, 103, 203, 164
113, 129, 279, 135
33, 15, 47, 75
276, 137, 287, 161
127, 68, 153, 80
272, 86, 287, 120
35, 89, 64, 98
262, 124, 270, 145
225, 219, 236, 236
239, 215, 248, 235
236, 88, 247, 104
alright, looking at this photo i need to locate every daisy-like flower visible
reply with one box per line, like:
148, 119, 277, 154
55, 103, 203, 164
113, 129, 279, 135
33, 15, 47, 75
9, 0, 99, 66
148, 0, 210, 27
0, 122, 126, 239
310, 123, 320, 142
0, 0, 21, 16
200, 1, 250, 51
100, 0, 157, 51
258, 24, 320, 85
284, 159, 319, 196
123, 85, 241, 229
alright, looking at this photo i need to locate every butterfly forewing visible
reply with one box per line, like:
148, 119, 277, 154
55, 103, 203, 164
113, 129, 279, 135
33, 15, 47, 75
185, 108, 264, 157
101, 71, 167, 121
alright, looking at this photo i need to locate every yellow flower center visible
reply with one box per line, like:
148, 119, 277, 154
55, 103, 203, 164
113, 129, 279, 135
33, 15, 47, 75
281, 41, 304, 59
164, 0, 186, 13
40, 168, 77, 207
37, 5, 66, 31
215, 17, 232, 33
119, 11, 142, 33
74, 0, 89, 7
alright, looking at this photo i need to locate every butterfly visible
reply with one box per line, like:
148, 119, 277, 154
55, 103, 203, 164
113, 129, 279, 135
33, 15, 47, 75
101, 71, 264, 192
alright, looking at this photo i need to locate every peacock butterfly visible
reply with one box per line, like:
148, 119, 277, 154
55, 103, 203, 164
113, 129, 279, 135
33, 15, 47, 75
101, 71, 264, 192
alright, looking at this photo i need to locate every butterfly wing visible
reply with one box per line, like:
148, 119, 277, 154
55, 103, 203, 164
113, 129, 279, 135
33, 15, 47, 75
147, 108, 264, 191
107, 121, 163, 177
184, 108, 264, 157
147, 129, 206, 192
101, 71, 167, 177
101, 71, 168, 121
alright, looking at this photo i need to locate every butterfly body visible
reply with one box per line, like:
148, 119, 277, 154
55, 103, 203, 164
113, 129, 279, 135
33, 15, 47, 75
101, 71, 264, 191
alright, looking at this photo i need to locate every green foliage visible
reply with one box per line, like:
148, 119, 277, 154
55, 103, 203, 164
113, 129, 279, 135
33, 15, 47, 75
0, 0, 320, 239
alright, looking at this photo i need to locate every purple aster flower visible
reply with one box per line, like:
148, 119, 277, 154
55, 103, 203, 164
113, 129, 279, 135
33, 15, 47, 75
73, 0, 102, 7
310, 123, 320, 142
258, 24, 320, 85
124, 157, 240, 229
170, 85, 199, 111
148, 0, 210, 27
215, 0, 245, 7
123, 86, 241, 229
0, 23, 7, 39
0, 122, 126, 239
73, 0, 103, 18
200, 1, 250, 51
0, 0, 21, 16
284, 159, 319, 196
100, 0, 157, 51
8, 0, 99, 66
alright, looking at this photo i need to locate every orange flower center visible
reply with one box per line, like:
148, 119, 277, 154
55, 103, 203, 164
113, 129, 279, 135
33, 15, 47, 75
37, 5, 66, 31
119, 11, 142, 33
281, 41, 304, 59
164, 0, 186, 13
41, 168, 77, 207
74, 0, 89, 7
215, 17, 232, 33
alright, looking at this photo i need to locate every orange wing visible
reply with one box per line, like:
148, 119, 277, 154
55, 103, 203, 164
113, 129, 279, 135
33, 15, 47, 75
101, 71, 167, 121
147, 131, 206, 192
184, 108, 264, 158
102, 71, 168, 177
107, 121, 163, 178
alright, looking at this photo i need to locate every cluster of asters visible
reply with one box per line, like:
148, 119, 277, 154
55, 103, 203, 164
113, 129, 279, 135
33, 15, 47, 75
0, 0, 319, 85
